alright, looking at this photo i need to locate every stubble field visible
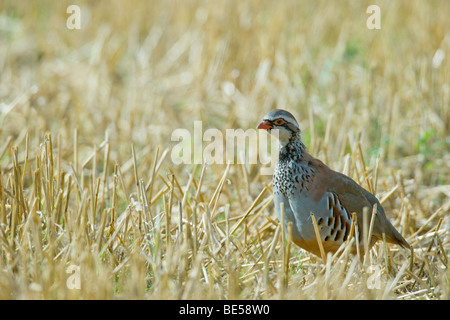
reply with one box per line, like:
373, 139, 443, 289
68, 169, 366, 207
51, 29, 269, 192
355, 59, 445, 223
0, 0, 449, 299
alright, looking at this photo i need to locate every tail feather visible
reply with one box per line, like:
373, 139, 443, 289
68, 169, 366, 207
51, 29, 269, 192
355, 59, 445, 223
372, 210, 411, 250
385, 231, 410, 249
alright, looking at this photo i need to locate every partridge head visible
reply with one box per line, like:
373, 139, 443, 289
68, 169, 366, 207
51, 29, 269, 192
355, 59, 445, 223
257, 109, 300, 146
257, 109, 410, 257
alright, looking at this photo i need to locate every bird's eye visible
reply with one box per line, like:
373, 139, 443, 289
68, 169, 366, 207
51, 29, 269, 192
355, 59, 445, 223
274, 119, 285, 125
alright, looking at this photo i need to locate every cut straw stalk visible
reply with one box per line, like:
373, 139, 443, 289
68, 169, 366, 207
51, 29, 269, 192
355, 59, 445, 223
190, 163, 207, 259
168, 167, 184, 199
412, 218, 444, 289
229, 185, 270, 236
283, 221, 293, 288
279, 202, 286, 290
166, 174, 175, 243
209, 163, 231, 219
264, 224, 281, 297
311, 213, 326, 263
363, 204, 377, 264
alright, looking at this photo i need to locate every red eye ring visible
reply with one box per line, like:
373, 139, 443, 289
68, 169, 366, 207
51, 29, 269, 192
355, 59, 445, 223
274, 119, 285, 125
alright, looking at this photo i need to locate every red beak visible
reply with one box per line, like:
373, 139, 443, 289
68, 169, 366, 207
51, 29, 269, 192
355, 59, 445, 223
257, 120, 272, 130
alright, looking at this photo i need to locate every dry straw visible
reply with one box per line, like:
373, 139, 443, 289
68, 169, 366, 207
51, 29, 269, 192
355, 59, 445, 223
0, 0, 449, 299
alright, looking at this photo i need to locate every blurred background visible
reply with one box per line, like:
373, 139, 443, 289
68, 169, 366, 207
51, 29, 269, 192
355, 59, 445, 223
2, 0, 449, 162
0, 0, 449, 299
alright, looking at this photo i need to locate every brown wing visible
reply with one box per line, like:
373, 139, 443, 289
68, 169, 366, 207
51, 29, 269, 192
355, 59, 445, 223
306, 154, 410, 249
328, 171, 410, 248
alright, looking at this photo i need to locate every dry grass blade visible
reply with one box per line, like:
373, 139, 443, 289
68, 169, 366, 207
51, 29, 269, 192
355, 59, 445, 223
311, 213, 327, 263
0, 0, 448, 300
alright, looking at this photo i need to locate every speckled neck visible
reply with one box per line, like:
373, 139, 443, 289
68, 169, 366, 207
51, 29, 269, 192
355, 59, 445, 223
279, 133, 306, 162
273, 133, 314, 198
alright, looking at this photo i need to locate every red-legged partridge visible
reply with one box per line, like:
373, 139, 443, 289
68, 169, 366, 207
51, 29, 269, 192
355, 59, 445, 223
257, 109, 410, 257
